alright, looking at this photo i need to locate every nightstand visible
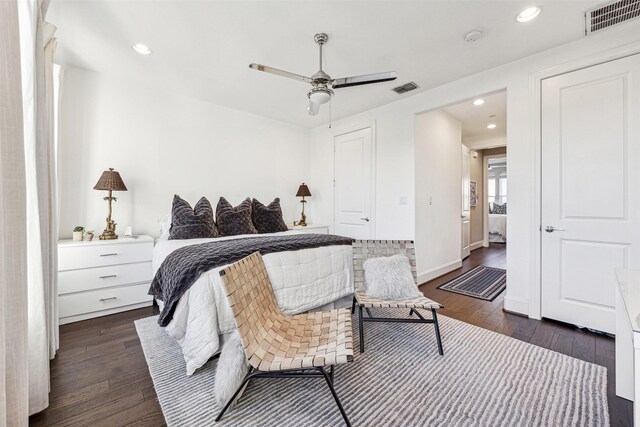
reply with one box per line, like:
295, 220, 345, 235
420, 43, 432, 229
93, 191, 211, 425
289, 224, 329, 234
57, 235, 154, 324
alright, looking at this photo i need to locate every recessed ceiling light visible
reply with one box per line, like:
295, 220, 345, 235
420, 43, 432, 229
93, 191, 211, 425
516, 6, 542, 22
487, 123, 497, 129
132, 43, 152, 55
472, 98, 485, 106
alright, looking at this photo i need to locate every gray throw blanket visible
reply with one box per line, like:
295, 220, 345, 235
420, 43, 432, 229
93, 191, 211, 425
149, 233, 354, 326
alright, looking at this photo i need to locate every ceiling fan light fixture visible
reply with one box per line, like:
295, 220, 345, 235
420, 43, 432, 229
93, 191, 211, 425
249, 32, 397, 116
308, 88, 333, 105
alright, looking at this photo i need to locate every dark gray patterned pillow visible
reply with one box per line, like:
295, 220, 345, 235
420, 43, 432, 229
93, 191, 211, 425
252, 198, 289, 234
216, 197, 258, 236
493, 203, 507, 215
169, 195, 218, 240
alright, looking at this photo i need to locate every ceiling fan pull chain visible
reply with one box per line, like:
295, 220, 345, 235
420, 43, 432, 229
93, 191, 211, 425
329, 98, 332, 129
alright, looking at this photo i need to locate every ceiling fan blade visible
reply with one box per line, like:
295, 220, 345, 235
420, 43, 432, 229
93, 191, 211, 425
307, 100, 320, 116
331, 71, 398, 89
249, 63, 312, 84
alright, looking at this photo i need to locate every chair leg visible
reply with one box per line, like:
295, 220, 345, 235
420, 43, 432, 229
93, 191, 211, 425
351, 296, 356, 314
317, 367, 352, 427
215, 371, 254, 422
329, 364, 335, 384
432, 309, 444, 356
365, 307, 373, 318
358, 305, 365, 354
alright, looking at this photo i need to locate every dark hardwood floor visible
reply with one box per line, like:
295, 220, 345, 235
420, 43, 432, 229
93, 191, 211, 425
30, 243, 633, 426
418, 243, 633, 427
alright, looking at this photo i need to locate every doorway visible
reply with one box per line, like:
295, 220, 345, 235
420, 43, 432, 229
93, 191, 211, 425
333, 125, 375, 239
484, 153, 507, 246
414, 89, 507, 282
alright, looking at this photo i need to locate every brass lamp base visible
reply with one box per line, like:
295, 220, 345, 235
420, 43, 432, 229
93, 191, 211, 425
296, 198, 308, 226
99, 229, 118, 240
99, 218, 118, 240
296, 213, 308, 227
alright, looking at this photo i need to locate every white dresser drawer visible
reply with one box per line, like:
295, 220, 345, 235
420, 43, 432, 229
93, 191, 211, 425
58, 240, 153, 271
59, 261, 152, 295
58, 282, 153, 319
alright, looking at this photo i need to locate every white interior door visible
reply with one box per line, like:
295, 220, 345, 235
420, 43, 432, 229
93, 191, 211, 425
334, 127, 374, 239
541, 54, 640, 334
461, 145, 471, 258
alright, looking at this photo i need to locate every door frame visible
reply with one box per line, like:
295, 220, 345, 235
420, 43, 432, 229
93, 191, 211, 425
332, 121, 377, 239
461, 144, 471, 259
528, 42, 640, 320
482, 152, 507, 247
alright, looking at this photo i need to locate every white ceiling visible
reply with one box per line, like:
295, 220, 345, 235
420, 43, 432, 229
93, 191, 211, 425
48, 0, 603, 129
443, 90, 506, 140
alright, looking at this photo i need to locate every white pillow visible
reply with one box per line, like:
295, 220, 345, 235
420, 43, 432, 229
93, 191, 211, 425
363, 254, 422, 300
157, 213, 171, 240
214, 331, 249, 409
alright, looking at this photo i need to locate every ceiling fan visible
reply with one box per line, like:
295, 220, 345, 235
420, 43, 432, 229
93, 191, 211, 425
249, 33, 398, 116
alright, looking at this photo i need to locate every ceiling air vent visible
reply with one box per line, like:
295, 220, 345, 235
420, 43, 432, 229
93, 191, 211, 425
585, 0, 640, 35
392, 82, 419, 95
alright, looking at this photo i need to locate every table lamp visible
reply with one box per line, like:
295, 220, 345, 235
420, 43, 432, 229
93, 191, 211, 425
93, 168, 127, 240
295, 183, 311, 226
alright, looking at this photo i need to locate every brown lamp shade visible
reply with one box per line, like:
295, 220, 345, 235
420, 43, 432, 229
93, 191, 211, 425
93, 168, 128, 191
296, 183, 311, 197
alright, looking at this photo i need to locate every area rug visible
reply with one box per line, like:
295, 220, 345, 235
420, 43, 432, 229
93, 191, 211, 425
135, 311, 609, 426
437, 265, 506, 300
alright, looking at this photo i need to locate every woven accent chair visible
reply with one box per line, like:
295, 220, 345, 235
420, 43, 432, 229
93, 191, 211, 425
216, 252, 354, 426
352, 240, 444, 355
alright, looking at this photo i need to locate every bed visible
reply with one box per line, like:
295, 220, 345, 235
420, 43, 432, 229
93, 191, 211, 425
151, 230, 354, 375
488, 213, 507, 243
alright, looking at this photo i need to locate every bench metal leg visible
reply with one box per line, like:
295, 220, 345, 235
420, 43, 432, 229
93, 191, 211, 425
432, 308, 444, 356
215, 370, 255, 422
358, 305, 365, 353
318, 367, 352, 427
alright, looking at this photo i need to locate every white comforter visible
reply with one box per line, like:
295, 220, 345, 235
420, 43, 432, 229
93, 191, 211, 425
153, 231, 354, 375
488, 214, 507, 241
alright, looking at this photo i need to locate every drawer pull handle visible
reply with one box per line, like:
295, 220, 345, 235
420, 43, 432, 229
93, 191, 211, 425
99, 253, 119, 257
99, 275, 117, 279
99, 297, 118, 302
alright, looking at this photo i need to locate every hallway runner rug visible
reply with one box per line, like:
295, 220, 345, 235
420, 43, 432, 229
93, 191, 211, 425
437, 265, 506, 301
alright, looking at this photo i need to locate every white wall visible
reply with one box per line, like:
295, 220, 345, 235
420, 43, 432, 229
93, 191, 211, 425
58, 67, 310, 238
415, 110, 462, 281
308, 22, 640, 316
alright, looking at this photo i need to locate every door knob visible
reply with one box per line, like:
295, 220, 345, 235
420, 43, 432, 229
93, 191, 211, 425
545, 226, 566, 233
360, 217, 370, 222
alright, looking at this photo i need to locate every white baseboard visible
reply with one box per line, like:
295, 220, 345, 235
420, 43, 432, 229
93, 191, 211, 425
504, 296, 529, 316
59, 300, 153, 325
418, 259, 462, 284
470, 241, 484, 251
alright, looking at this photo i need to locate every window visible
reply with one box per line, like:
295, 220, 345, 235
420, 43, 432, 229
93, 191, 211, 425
487, 177, 496, 206
499, 175, 507, 204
